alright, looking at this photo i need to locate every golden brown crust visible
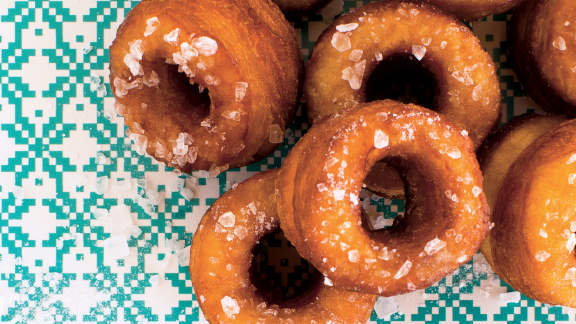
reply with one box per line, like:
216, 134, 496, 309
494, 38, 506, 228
510, 0, 576, 115
189, 170, 376, 323
110, 0, 301, 171
477, 114, 566, 265
490, 119, 576, 307
305, 0, 501, 146
304, 1, 500, 198
422, 0, 525, 20
278, 100, 490, 296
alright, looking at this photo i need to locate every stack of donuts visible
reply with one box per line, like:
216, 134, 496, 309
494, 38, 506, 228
109, 0, 576, 321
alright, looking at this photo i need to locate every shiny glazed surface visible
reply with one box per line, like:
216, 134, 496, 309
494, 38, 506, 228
278, 100, 490, 296
478, 114, 566, 265
305, 0, 500, 197
110, 0, 300, 172
489, 119, 576, 307
190, 171, 376, 323
511, 0, 576, 115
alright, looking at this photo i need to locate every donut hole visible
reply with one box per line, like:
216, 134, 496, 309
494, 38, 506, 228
364, 158, 406, 198
361, 158, 406, 232
361, 157, 453, 246
363, 54, 439, 199
249, 228, 323, 308
139, 59, 211, 132
364, 53, 438, 110
161, 63, 211, 123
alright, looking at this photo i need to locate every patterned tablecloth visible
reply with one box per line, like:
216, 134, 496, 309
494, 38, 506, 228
0, 0, 574, 323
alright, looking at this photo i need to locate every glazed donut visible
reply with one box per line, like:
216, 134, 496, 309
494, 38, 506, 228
305, 0, 500, 197
110, 0, 300, 172
510, 0, 576, 115
421, 0, 525, 20
487, 119, 576, 307
189, 170, 376, 323
277, 100, 490, 295
273, 0, 333, 15
477, 114, 566, 264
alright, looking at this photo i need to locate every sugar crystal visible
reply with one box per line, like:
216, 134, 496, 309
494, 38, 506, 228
221, 296, 240, 319
348, 250, 360, 263
535, 251, 551, 262
553, 36, 567, 51
374, 129, 389, 149
218, 211, 235, 228
424, 237, 446, 255
336, 23, 359, 32
234, 82, 248, 102
164, 28, 180, 45
331, 32, 351, 52
144, 17, 159, 37
394, 260, 412, 279
193, 36, 218, 56
412, 45, 426, 61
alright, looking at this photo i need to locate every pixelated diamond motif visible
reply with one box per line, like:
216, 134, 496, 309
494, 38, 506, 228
0, 0, 573, 323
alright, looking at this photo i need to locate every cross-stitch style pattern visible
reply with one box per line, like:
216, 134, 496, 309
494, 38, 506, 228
0, 0, 573, 323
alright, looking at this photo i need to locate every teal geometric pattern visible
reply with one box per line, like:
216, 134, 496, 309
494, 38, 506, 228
0, 0, 571, 323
